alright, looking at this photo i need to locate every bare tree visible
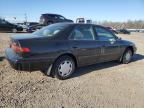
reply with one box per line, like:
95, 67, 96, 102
93, 20, 144, 29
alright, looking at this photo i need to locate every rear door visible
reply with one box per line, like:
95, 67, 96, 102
69, 24, 102, 66
94, 26, 121, 62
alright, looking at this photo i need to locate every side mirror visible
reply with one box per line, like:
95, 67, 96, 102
109, 38, 116, 44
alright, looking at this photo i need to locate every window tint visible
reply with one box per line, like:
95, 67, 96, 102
70, 25, 94, 40
33, 23, 69, 37
95, 27, 115, 41
48, 15, 57, 19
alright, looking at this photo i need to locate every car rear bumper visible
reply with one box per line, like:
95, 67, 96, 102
5, 48, 54, 71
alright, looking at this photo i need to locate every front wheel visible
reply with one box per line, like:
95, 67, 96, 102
52, 56, 75, 80
121, 49, 133, 64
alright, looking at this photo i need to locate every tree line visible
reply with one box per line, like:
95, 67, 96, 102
93, 20, 144, 29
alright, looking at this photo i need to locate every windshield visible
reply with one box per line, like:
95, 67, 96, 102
33, 23, 69, 37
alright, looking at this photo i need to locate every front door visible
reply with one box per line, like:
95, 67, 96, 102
94, 26, 121, 62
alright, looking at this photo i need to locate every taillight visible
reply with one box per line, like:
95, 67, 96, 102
11, 43, 30, 53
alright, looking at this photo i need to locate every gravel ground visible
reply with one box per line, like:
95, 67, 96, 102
0, 32, 144, 108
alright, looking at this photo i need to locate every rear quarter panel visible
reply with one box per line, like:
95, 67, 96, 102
19, 38, 72, 62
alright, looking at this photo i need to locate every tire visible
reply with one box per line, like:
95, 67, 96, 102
12, 28, 17, 33
51, 56, 75, 80
121, 48, 132, 64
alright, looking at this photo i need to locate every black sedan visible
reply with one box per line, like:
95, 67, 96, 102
117, 29, 131, 34
26, 24, 44, 33
5, 23, 137, 80
0, 19, 23, 33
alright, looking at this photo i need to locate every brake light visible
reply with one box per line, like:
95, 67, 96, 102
11, 43, 30, 53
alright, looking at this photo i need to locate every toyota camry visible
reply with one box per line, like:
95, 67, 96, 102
5, 23, 137, 80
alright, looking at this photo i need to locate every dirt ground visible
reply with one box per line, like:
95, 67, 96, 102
0, 32, 144, 108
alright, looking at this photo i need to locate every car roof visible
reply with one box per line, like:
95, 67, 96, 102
42, 13, 61, 16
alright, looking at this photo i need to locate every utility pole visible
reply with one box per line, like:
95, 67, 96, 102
24, 13, 27, 23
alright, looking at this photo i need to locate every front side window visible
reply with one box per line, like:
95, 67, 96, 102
59, 16, 65, 20
70, 25, 95, 40
95, 26, 116, 41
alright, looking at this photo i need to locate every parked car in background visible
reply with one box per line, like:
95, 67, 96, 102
106, 27, 118, 34
76, 18, 92, 24
26, 22, 39, 27
26, 24, 44, 33
0, 19, 23, 33
76, 18, 85, 23
117, 29, 131, 34
86, 20, 92, 24
17, 22, 39, 30
17, 23, 28, 29
139, 29, 144, 33
5, 23, 137, 80
39, 13, 73, 25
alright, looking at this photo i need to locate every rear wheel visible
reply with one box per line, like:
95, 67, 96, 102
52, 56, 75, 80
121, 49, 132, 64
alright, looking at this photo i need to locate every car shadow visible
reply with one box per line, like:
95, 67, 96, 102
0, 56, 5, 61
71, 54, 144, 78
131, 54, 144, 62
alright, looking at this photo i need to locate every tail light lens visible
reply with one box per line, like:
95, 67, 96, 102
11, 43, 30, 53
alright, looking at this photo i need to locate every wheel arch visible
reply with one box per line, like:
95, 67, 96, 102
126, 46, 134, 55
55, 53, 78, 67
119, 45, 134, 62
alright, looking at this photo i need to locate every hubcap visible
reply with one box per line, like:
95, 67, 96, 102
58, 60, 73, 77
125, 51, 131, 62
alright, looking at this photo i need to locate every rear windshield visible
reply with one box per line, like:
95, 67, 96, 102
33, 23, 69, 37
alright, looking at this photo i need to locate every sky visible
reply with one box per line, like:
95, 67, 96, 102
0, 0, 144, 22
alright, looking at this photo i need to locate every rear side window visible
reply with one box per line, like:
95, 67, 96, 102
70, 25, 95, 40
33, 23, 69, 37
94, 26, 115, 41
47, 15, 56, 19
